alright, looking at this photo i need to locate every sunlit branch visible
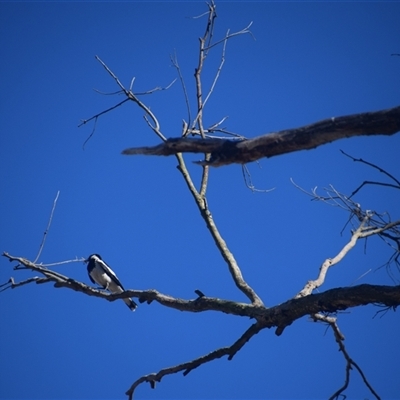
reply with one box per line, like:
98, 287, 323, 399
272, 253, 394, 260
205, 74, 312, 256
295, 215, 372, 298
175, 154, 264, 306
204, 21, 254, 51
201, 28, 227, 110
170, 52, 192, 128
358, 220, 400, 238
95, 55, 126, 92
199, 155, 210, 197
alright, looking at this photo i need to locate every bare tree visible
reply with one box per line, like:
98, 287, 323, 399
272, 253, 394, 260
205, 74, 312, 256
2, 2, 400, 399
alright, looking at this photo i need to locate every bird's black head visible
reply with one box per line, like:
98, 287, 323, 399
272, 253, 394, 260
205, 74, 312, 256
85, 254, 102, 263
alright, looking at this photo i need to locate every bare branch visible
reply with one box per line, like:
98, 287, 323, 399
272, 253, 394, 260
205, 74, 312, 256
95, 55, 127, 93
241, 164, 275, 193
311, 315, 381, 400
340, 150, 400, 187
201, 27, 228, 111
204, 21, 254, 51
79, 99, 129, 127
359, 219, 400, 238
170, 52, 192, 127
295, 215, 373, 298
80, 56, 174, 143
4, 253, 399, 328
125, 321, 263, 400
191, 1, 216, 138
340, 150, 400, 198
199, 155, 210, 197
0, 276, 50, 292
33, 191, 60, 263
122, 105, 400, 166
175, 154, 264, 306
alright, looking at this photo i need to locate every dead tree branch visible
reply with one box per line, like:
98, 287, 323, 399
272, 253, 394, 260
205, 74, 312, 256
340, 149, 400, 198
3, 253, 399, 327
125, 321, 263, 400
175, 154, 263, 306
3, 250, 399, 398
122, 105, 400, 166
16, 2, 396, 399
312, 314, 381, 400
295, 215, 400, 299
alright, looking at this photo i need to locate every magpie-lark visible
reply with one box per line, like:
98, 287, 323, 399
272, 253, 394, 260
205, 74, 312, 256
85, 254, 137, 311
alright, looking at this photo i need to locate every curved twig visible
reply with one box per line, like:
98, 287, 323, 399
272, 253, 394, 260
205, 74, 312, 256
33, 191, 60, 263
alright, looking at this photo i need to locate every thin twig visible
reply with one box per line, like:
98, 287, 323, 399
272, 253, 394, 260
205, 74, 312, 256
241, 164, 275, 193
79, 98, 130, 128
81, 56, 175, 143
170, 51, 192, 127
201, 28, 228, 110
340, 150, 400, 197
33, 191, 60, 263
95, 55, 127, 93
204, 21, 254, 51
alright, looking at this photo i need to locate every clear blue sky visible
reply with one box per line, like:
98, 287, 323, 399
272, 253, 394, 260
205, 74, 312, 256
1, 2, 399, 400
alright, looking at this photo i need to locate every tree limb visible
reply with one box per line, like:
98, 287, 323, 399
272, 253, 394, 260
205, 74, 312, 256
125, 321, 263, 400
122, 105, 400, 166
175, 154, 264, 306
3, 252, 399, 327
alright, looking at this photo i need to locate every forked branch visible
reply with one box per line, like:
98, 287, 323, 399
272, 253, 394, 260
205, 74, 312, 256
312, 314, 380, 400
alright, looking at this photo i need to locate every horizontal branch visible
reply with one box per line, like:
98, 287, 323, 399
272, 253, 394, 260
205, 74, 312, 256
129, 285, 400, 334
122, 105, 400, 166
3, 252, 399, 332
3, 253, 399, 337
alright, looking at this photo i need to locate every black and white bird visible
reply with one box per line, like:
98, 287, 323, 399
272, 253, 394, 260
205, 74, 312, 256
85, 254, 137, 311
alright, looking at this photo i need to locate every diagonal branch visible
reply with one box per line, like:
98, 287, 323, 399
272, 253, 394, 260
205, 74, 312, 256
122, 105, 400, 166
295, 216, 371, 298
312, 314, 380, 400
125, 321, 264, 400
175, 154, 264, 306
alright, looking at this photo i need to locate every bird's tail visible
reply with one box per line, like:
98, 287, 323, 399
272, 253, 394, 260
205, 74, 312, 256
124, 298, 138, 311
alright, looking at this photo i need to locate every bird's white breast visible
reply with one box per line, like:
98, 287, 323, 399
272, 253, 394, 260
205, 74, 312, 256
91, 268, 112, 287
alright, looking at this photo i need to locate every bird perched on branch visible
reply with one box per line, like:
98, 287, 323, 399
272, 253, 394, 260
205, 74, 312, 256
85, 254, 137, 311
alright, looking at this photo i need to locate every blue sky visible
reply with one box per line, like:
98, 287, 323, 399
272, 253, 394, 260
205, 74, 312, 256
1, 2, 399, 400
